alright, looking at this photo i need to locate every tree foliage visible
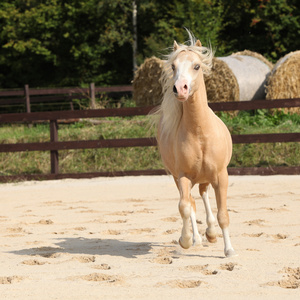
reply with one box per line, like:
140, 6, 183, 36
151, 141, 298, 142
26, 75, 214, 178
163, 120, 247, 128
219, 0, 300, 60
0, 0, 133, 87
0, 0, 299, 88
137, 0, 223, 60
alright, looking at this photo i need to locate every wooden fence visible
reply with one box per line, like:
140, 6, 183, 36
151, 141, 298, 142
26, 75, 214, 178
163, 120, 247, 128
0, 97, 300, 182
0, 84, 133, 112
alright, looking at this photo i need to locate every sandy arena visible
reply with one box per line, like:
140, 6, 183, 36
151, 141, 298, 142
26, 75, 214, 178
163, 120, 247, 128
0, 175, 299, 299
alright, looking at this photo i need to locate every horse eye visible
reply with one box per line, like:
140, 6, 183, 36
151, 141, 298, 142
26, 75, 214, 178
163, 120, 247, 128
194, 64, 200, 70
171, 64, 175, 71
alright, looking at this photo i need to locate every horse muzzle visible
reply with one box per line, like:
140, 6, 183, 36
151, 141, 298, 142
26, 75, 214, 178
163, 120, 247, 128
173, 79, 190, 102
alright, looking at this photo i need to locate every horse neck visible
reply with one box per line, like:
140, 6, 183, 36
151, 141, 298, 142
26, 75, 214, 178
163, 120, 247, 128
181, 80, 211, 135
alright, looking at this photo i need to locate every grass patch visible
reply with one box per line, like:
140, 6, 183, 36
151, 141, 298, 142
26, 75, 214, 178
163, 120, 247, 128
0, 109, 299, 176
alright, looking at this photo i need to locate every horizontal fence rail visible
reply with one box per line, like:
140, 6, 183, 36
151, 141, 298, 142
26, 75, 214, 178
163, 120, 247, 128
0, 97, 299, 182
1, 98, 300, 122
208, 98, 300, 111
1, 133, 300, 153
0, 106, 154, 123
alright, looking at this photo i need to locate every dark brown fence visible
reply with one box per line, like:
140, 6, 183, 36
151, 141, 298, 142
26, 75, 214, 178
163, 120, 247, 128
0, 84, 133, 112
0, 97, 300, 182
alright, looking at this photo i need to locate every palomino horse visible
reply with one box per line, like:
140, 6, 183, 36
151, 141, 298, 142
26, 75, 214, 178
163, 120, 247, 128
155, 32, 236, 257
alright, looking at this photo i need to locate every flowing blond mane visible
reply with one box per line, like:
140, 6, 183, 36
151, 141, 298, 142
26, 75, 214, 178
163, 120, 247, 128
154, 31, 213, 139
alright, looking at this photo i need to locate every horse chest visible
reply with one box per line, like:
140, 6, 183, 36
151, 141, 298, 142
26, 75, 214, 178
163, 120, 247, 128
177, 137, 201, 159
174, 134, 206, 173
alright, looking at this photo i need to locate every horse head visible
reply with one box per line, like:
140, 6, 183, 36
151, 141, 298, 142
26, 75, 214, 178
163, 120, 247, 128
170, 39, 204, 102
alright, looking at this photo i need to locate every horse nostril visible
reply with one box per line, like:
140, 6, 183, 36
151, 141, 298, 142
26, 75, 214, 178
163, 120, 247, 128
184, 84, 188, 91
173, 85, 177, 94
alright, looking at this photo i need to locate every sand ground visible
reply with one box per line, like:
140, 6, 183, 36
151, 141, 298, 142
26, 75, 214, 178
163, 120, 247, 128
0, 175, 299, 299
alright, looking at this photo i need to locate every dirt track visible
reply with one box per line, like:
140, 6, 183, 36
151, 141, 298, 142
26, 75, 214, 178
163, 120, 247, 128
0, 175, 299, 299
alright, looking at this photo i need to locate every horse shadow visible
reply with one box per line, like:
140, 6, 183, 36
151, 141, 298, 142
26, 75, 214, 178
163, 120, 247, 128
9, 237, 153, 259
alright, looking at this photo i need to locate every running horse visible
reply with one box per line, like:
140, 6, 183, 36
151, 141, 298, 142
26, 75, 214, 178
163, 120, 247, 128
155, 32, 237, 257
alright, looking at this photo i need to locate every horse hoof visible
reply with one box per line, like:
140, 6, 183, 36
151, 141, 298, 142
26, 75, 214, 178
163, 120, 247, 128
205, 231, 217, 243
193, 237, 202, 247
225, 249, 238, 258
179, 237, 193, 249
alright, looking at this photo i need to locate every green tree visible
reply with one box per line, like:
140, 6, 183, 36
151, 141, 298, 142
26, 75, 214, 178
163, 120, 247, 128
0, 0, 299, 89
219, 0, 300, 60
137, 0, 224, 61
0, 0, 133, 88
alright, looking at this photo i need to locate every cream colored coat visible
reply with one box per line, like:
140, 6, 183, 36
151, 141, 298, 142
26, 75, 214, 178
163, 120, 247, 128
156, 37, 236, 257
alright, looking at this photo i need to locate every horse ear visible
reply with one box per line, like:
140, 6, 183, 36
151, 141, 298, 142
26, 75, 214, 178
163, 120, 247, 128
195, 40, 202, 48
174, 41, 179, 51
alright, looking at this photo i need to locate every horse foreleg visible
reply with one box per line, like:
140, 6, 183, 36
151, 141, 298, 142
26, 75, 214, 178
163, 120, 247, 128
177, 176, 194, 249
213, 170, 237, 257
199, 183, 217, 243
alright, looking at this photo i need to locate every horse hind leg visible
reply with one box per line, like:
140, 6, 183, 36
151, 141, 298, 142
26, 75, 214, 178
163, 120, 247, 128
199, 183, 217, 243
189, 194, 202, 246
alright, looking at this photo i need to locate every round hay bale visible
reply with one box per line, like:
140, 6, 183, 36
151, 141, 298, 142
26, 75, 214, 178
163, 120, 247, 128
204, 54, 272, 103
266, 50, 300, 114
204, 57, 239, 104
233, 50, 274, 70
133, 56, 164, 106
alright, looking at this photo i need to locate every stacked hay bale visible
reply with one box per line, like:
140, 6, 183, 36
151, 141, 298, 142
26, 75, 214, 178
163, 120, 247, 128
133, 56, 164, 106
204, 51, 273, 103
204, 58, 239, 104
266, 50, 300, 114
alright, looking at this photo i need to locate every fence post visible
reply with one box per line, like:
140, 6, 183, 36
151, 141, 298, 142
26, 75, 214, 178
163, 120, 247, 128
68, 92, 74, 110
50, 120, 59, 174
24, 84, 31, 113
89, 82, 96, 109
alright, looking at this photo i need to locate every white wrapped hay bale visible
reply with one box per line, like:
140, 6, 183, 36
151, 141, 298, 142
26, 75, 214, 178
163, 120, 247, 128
133, 56, 164, 106
204, 53, 273, 103
266, 50, 300, 113
233, 50, 273, 70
